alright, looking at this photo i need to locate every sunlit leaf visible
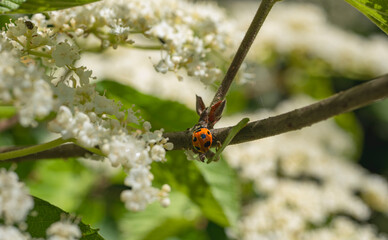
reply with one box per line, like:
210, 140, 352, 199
27, 197, 104, 240
0, 0, 99, 14
195, 157, 240, 228
344, 0, 388, 34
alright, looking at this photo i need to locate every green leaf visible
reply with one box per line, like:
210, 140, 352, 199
0, 0, 99, 14
26, 158, 96, 212
344, 0, 388, 34
195, 157, 240, 228
27, 197, 104, 240
208, 118, 249, 163
152, 151, 238, 227
120, 192, 202, 240
96, 80, 197, 131
0, 106, 16, 118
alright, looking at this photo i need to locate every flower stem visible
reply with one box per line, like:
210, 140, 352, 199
0, 137, 70, 161
211, 0, 279, 106
70, 140, 104, 156
26, 50, 51, 58
127, 44, 162, 50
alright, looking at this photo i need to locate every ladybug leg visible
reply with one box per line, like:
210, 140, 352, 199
205, 151, 219, 163
199, 153, 206, 162
216, 140, 222, 151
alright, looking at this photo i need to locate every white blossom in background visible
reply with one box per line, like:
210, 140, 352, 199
0, 169, 34, 225
46, 220, 81, 240
220, 96, 388, 240
0, 34, 54, 127
0, 225, 29, 240
238, 3, 388, 77
79, 49, 216, 110
41, 0, 234, 86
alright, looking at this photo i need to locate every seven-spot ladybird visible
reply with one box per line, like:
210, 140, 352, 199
192, 127, 212, 153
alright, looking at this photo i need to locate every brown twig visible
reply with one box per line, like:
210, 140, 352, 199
2, 74, 387, 162
167, 74, 388, 150
0, 144, 90, 162
211, 0, 278, 106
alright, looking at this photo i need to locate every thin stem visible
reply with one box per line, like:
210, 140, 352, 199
0, 137, 69, 161
70, 139, 104, 156
128, 45, 163, 50
26, 49, 51, 58
211, 0, 278, 106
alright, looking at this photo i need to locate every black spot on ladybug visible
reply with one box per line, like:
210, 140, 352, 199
195, 146, 200, 150
201, 134, 206, 139
25, 21, 34, 30
195, 129, 202, 133
193, 137, 197, 142
204, 141, 211, 147
207, 131, 210, 135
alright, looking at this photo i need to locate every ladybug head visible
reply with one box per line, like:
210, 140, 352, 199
195, 95, 226, 129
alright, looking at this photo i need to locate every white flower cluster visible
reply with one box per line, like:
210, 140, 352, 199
41, 0, 233, 85
0, 33, 54, 127
247, 3, 388, 77
46, 220, 81, 240
1, 13, 173, 211
0, 169, 81, 240
0, 225, 29, 240
221, 96, 388, 240
0, 168, 33, 240
0, 168, 34, 225
47, 83, 172, 211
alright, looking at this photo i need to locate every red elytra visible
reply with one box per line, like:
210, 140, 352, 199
192, 127, 212, 153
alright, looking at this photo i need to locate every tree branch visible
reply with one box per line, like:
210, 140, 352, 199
211, 0, 278, 106
0, 144, 91, 162
2, 74, 387, 162
167, 74, 388, 149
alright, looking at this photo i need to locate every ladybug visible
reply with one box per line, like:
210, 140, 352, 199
192, 127, 212, 153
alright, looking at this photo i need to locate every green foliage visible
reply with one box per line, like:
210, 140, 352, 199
153, 151, 239, 227
344, 0, 388, 34
26, 158, 97, 212
0, 106, 16, 118
27, 197, 104, 239
195, 157, 240, 228
96, 80, 197, 131
120, 192, 203, 240
0, 0, 99, 14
